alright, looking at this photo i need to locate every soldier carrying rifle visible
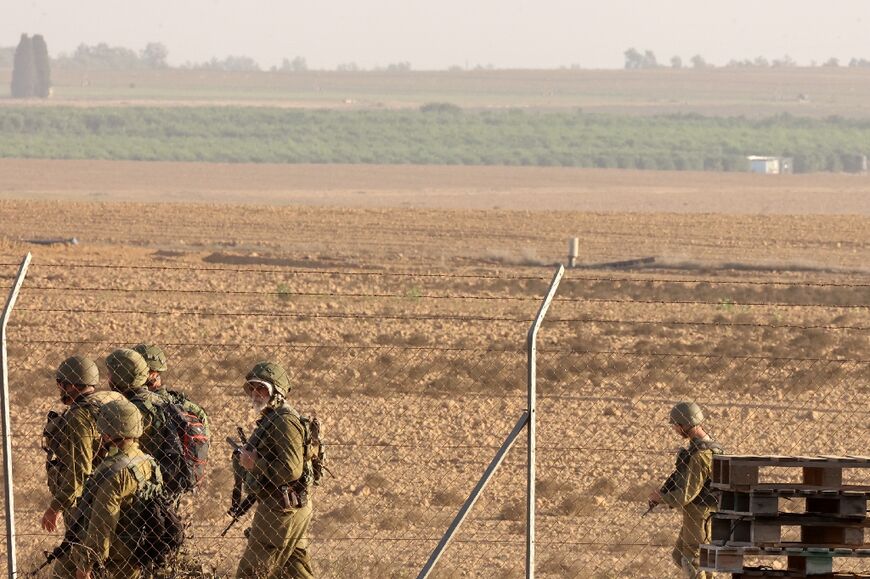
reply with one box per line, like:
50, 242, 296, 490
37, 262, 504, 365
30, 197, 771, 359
232, 361, 316, 578
647, 402, 723, 579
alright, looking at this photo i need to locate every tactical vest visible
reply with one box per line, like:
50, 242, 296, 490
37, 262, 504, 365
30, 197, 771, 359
246, 404, 315, 496
681, 437, 724, 508
42, 391, 126, 497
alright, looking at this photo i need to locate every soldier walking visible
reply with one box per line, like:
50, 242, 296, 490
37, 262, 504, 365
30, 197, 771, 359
40, 355, 124, 578
105, 348, 167, 460
70, 398, 162, 578
235, 361, 315, 578
133, 343, 211, 435
648, 402, 723, 579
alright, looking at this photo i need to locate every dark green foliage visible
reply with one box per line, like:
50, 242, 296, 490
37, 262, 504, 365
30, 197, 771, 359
31, 35, 51, 98
11, 34, 35, 98
0, 106, 868, 173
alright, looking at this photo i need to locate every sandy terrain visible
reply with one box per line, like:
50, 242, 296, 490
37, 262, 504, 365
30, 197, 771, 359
0, 161, 868, 577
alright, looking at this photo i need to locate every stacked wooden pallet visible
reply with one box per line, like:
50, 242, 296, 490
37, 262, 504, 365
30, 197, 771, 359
701, 455, 870, 578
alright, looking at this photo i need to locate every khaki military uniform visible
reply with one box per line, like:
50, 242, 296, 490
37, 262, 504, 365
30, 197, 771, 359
69, 441, 156, 579
43, 390, 125, 579
237, 404, 314, 579
661, 436, 722, 579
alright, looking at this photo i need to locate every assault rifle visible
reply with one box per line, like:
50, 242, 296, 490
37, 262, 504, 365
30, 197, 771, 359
222, 428, 257, 537
643, 470, 680, 517
31, 496, 91, 575
309, 415, 334, 483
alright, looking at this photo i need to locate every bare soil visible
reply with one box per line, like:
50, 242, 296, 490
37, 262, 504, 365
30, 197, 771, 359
0, 160, 868, 577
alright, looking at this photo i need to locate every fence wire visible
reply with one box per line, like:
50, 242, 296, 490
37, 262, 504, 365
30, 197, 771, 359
0, 259, 867, 578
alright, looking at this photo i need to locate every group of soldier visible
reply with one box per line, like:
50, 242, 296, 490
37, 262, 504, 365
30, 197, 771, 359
41, 345, 315, 578
41, 337, 722, 579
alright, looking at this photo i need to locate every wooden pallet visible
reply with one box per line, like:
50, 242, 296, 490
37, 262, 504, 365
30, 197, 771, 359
720, 490, 870, 519
733, 570, 870, 578
712, 513, 870, 548
714, 456, 870, 492
701, 545, 870, 575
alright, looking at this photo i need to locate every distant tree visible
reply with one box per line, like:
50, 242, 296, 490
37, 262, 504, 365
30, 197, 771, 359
194, 55, 260, 71
690, 54, 708, 69
670, 55, 683, 69
822, 57, 839, 67
31, 34, 51, 97
849, 58, 870, 68
642, 50, 659, 68
386, 61, 411, 72
753, 56, 770, 67
11, 34, 35, 98
337, 62, 360, 71
141, 42, 168, 68
772, 54, 796, 68
279, 56, 307, 72
624, 47, 643, 69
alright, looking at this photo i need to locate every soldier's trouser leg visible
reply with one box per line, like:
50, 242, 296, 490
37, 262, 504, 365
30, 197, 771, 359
673, 503, 712, 579
104, 558, 142, 579
51, 551, 77, 579
237, 500, 314, 579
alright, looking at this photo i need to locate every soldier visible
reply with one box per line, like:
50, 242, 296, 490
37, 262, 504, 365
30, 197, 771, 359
235, 361, 314, 578
105, 348, 166, 459
648, 402, 723, 579
133, 343, 211, 435
40, 355, 124, 578
70, 398, 161, 579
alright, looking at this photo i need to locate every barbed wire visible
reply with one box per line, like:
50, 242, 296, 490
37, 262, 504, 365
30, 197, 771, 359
15, 306, 870, 331
2, 261, 869, 288
14, 284, 870, 309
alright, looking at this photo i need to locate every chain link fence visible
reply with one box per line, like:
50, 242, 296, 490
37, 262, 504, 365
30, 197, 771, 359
0, 258, 867, 577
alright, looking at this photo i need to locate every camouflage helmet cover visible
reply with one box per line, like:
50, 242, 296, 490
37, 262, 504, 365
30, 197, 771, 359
669, 401, 705, 427
245, 361, 291, 397
105, 348, 149, 391
96, 399, 143, 439
133, 343, 168, 372
56, 355, 100, 387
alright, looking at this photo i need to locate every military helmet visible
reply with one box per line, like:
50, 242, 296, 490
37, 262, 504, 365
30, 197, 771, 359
245, 361, 291, 397
133, 344, 168, 373
56, 355, 100, 387
96, 399, 143, 439
105, 348, 149, 391
669, 401, 704, 427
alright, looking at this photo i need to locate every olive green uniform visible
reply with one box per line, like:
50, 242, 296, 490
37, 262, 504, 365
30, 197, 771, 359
236, 404, 314, 579
661, 436, 722, 579
69, 441, 156, 579
43, 390, 125, 579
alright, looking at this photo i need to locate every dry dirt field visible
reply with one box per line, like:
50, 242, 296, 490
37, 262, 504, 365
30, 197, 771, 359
0, 160, 868, 577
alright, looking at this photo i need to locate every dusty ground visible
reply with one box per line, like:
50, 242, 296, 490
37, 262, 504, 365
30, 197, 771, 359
0, 161, 868, 577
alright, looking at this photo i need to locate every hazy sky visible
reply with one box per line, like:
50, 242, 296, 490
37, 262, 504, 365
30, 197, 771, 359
5, 0, 870, 69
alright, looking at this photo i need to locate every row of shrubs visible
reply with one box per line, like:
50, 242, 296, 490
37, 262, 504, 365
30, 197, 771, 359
0, 107, 867, 172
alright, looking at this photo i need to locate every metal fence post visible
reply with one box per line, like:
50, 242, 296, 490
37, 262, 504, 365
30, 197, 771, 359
526, 265, 564, 579
1, 253, 32, 578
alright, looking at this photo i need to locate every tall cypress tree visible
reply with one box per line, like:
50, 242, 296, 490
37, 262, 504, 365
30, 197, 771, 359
10, 34, 35, 98
31, 34, 51, 98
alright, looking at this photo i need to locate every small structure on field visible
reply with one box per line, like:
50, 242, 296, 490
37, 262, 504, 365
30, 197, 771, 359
747, 156, 793, 174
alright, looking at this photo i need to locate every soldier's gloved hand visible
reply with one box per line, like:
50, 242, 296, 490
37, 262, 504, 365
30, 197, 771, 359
239, 448, 257, 471
647, 490, 662, 507
75, 567, 91, 579
40, 506, 62, 532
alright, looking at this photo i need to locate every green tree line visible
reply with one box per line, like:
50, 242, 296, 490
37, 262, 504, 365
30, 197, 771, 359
0, 106, 867, 173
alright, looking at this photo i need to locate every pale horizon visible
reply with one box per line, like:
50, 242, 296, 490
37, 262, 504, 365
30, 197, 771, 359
3, 0, 870, 70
